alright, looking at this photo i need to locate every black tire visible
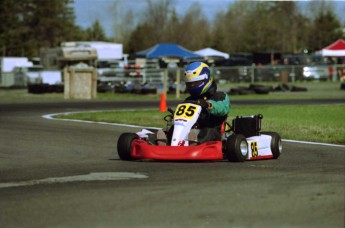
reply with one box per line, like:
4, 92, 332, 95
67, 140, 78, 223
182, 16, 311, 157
225, 134, 248, 162
341, 82, 345, 90
261, 131, 282, 159
291, 86, 308, 92
228, 88, 241, 95
239, 89, 256, 95
253, 87, 270, 94
117, 133, 138, 161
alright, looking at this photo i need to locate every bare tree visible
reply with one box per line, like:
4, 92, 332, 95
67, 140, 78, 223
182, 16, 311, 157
113, 0, 135, 47
144, 0, 174, 43
213, 1, 309, 54
178, 3, 210, 50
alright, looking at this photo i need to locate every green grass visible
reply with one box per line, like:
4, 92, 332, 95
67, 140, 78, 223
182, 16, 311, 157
223, 81, 345, 100
55, 104, 345, 145
230, 105, 345, 145
2, 82, 344, 144
0, 88, 65, 103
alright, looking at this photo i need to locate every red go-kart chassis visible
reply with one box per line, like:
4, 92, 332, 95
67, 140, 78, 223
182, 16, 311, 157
131, 139, 224, 161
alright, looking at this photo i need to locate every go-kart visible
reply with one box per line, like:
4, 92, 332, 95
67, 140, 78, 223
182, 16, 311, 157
117, 102, 282, 162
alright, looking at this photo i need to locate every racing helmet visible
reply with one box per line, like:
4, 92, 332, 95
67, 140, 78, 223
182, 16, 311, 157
184, 62, 212, 97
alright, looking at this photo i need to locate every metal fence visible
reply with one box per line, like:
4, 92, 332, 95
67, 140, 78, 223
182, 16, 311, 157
213, 64, 344, 83
98, 63, 345, 87
158, 64, 342, 84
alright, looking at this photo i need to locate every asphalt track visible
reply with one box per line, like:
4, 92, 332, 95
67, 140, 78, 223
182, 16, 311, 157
0, 99, 344, 228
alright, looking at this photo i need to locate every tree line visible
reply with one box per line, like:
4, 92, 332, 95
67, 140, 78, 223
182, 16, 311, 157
0, 0, 344, 59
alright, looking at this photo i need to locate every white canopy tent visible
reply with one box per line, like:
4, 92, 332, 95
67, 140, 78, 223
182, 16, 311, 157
194, 48, 229, 59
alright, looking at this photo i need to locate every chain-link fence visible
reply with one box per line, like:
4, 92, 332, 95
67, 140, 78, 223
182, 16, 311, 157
97, 62, 345, 94
213, 64, 344, 83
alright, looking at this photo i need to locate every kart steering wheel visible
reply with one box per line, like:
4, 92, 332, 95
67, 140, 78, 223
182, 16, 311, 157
183, 100, 211, 120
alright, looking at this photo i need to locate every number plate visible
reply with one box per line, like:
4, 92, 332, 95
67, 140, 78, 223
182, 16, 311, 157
174, 104, 199, 120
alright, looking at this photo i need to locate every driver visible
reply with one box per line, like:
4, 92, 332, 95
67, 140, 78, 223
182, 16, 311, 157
183, 61, 231, 143
157, 61, 231, 145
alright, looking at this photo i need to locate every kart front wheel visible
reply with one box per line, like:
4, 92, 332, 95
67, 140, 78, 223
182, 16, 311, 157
225, 134, 248, 162
117, 133, 138, 161
261, 132, 282, 159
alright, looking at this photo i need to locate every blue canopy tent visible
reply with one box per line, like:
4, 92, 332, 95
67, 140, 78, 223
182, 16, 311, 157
136, 43, 201, 59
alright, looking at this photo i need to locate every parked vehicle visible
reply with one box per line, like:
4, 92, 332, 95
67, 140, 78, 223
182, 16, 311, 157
0, 57, 33, 87
215, 57, 253, 82
302, 65, 329, 81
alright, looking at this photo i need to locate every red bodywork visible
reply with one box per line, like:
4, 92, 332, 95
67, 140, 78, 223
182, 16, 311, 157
131, 139, 224, 161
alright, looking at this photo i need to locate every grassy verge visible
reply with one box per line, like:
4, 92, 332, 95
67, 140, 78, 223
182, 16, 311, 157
55, 104, 345, 145
222, 81, 344, 100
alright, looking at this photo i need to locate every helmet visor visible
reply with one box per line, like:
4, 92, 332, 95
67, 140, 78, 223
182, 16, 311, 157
186, 80, 204, 90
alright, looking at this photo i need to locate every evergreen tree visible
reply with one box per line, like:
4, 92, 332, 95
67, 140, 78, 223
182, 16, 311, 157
308, 10, 343, 52
84, 20, 107, 41
0, 0, 26, 56
0, 0, 82, 57
127, 23, 155, 56
177, 3, 210, 51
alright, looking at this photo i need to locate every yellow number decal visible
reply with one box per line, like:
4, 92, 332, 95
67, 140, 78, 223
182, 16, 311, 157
174, 104, 198, 120
251, 141, 258, 157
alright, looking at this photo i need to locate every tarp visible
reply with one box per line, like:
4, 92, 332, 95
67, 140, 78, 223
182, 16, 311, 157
1, 57, 33, 72
62, 41, 123, 60
136, 43, 201, 59
194, 47, 229, 59
320, 39, 345, 57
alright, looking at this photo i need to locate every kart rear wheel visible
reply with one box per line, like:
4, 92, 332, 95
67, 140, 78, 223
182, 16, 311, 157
117, 133, 138, 161
261, 131, 282, 159
225, 134, 248, 162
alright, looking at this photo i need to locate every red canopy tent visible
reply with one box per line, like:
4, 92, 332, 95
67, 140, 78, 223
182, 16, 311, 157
320, 39, 345, 57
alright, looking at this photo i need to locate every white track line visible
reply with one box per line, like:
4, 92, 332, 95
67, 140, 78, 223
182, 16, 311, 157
0, 172, 148, 189
42, 111, 161, 130
282, 139, 345, 148
43, 112, 345, 148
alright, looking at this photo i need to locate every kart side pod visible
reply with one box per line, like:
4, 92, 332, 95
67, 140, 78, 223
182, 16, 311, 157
224, 132, 282, 162
224, 114, 282, 162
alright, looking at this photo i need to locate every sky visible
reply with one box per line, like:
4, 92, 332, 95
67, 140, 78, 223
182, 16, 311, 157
72, 0, 345, 38
72, 0, 235, 37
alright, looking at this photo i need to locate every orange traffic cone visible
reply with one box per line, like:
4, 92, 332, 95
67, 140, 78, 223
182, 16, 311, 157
159, 92, 167, 112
